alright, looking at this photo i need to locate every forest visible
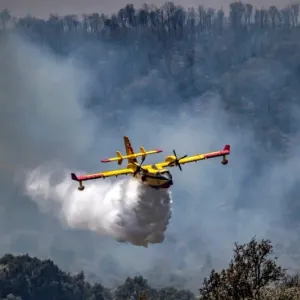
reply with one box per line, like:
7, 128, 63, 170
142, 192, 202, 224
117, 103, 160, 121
1, 0, 299, 153
1, 238, 300, 299
1, 0, 300, 299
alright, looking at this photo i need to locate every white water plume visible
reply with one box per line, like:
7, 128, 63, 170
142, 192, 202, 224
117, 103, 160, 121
24, 164, 172, 247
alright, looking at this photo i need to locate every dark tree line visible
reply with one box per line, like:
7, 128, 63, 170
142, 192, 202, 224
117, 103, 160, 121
1, 238, 300, 299
0, 2, 299, 43
1, 4, 300, 296
0, 253, 195, 300
2, 1, 298, 107
1, 2, 299, 98
0, 0, 299, 255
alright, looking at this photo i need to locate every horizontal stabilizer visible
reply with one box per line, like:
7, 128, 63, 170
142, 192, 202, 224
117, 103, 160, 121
101, 148, 163, 164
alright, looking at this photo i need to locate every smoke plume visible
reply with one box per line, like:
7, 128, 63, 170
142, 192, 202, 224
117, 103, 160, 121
24, 164, 172, 247
1, 26, 300, 294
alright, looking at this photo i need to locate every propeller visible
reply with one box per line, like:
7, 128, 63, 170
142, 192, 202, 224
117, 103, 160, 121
168, 149, 187, 171
133, 156, 147, 177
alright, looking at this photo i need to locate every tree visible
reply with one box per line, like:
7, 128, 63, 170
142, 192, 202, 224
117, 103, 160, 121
244, 4, 253, 28
158, 287, 196, 299
199, 237, 286, 300
87, 283, 113, 300
261, 272, 300, 299
114, 276, 158, 299
137, 5, 149, 28
0, 9, 11, 30
229, 2, 245, 30
2, 295, 22, 300
268, 6, 280, 29
290, 4, 299, 27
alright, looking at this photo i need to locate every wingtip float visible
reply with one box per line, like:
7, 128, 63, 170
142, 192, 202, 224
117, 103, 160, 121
71, 136, 231, 192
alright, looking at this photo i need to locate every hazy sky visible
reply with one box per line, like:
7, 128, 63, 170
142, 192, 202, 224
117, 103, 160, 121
0, 0, 296, 18
1, 7, 300, 292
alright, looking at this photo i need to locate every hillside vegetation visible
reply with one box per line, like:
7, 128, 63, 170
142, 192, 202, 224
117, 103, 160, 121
1, 238, 300, 299
1, 1, 299, 152
1, 0, 300, 298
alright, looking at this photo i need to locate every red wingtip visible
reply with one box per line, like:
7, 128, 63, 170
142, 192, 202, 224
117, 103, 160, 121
223, 145, 230, 152
101, 158, 110, 163
155, 149, 163, 153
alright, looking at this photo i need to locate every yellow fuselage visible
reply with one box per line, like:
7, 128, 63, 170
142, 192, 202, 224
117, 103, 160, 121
133, 168, 173, 189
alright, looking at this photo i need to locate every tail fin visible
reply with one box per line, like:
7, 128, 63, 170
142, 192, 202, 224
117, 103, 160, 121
124, 136, 137, 163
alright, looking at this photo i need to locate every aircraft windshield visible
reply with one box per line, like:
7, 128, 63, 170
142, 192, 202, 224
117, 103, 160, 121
151, 165, 170, 177
157, 170, 170, 175
158, 171, 172, 179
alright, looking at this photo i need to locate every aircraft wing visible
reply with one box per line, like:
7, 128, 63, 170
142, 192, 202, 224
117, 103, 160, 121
156, 145, 230, 168
71, 168, 134, 182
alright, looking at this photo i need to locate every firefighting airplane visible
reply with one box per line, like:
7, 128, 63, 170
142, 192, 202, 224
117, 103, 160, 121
71, 136, 230, 191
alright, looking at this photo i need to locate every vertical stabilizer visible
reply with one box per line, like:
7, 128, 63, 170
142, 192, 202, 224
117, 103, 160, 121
124, 136, 137, 163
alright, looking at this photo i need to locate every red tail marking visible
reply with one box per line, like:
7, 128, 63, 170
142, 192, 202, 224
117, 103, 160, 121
127, 144, 134, 154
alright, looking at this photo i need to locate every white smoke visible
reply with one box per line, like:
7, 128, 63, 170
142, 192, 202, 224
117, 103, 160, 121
24, 163, 172, 247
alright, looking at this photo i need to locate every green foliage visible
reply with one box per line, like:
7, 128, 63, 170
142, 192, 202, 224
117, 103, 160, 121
158, 287, 196, 299
260, 273, 300, 300
0, 239, 299, 300
0, 254, 112, 300
281, 273, 300, 288
0, 1, 299, 299
114, 276, 158, 299
0, 253, 197, 300
199, 237, 286, 299
0, 1, 297, 154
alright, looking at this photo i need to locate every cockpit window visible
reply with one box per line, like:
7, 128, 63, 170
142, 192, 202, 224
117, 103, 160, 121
157, 171, 172, 179
158, 171, 170, 176
151, 164, 158, 169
